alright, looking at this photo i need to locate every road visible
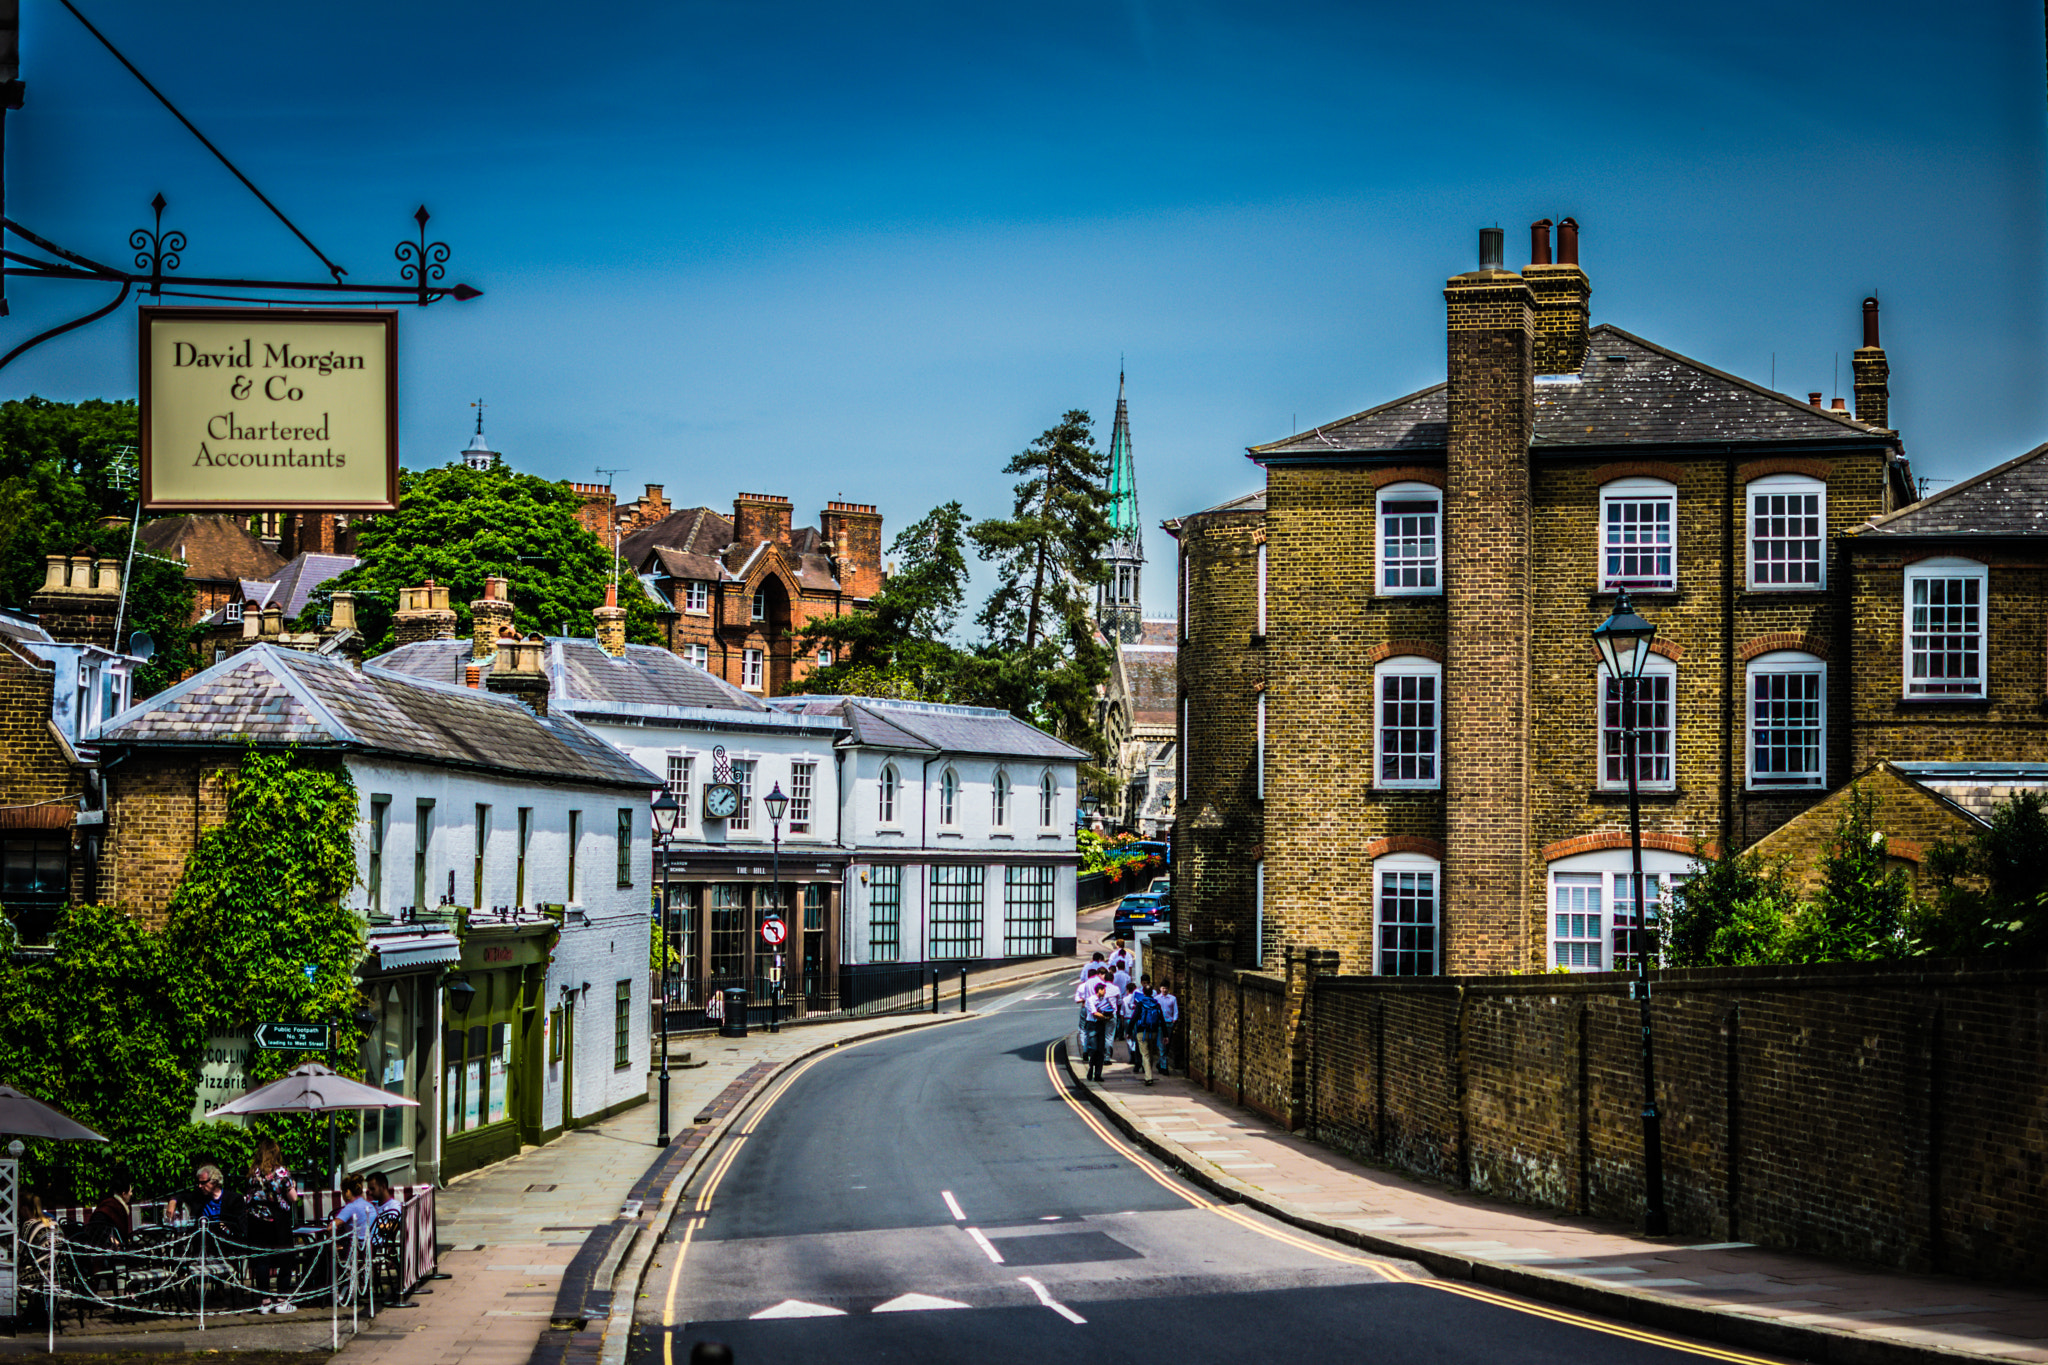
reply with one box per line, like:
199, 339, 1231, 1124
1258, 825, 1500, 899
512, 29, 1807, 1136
630, 977, 1782, 1365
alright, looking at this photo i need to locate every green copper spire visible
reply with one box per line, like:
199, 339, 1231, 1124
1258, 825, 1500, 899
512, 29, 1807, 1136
1105, 369, 1140, 543
1099, 368, 1144, 642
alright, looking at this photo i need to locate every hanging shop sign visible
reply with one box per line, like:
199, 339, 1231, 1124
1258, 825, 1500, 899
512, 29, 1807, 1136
139, 306, 399, 512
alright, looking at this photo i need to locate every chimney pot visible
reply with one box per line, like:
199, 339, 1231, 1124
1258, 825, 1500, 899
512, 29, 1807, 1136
1556, 217, 1579, 265
1529, 219, 1553, 266
1863, 297, 1881, 348
1809, 392, 1824, 407
465, 663, 481, 689
1478, 226, 1505, 272
329, 591, 357, 633
1831, 397, 1848, 411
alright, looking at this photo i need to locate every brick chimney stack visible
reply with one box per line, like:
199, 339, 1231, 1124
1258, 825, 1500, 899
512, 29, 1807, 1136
818, 501, 885, 600
1524, 216, 1590, 375
28, 552, 122, 649
594, 581, 628, 657
1853, 297, 1890, 430
732, 493, 794, 548
470, 576, 514, 662
486, 632, 551, 715
1442, 225, 1536, 974
393, 580, 458, 645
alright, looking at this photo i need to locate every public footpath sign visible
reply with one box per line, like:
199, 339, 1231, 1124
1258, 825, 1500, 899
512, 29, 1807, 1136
761, 917, 787, 946
253, 1022, 332, 1052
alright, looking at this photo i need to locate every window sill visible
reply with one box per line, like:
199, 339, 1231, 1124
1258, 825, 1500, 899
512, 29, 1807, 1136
683, 608, 710, 617
991, 832, 1014, 840
1739, 586, 1827, 600
874, 826, 903, 835
1589, 786, 1684, 800
1746, 783, 1825, 794
936, 830, 963, 839
1373, 589, 1443, 601
1371, 785, 1441, 795
1589, 588, 1681, 604
1897, 694, 1991, 707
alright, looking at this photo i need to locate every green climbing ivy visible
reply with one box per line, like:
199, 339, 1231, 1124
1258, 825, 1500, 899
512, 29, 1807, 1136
0, 747, 365, 1204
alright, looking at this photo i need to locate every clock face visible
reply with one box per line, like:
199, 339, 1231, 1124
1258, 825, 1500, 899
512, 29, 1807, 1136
704, 783, 740, 819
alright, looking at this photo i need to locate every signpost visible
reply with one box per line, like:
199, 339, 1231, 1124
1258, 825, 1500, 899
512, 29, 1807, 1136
253, 1022, 332, 1052
139, 307, 399, 512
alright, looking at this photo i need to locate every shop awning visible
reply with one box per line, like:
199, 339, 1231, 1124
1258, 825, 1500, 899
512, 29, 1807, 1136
369, 932, 463, 972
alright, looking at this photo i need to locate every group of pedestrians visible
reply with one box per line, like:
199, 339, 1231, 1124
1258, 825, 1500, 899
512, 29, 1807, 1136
1074, 944, 1179, 1085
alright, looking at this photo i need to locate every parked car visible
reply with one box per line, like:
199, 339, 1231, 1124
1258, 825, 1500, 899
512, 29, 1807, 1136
1113, 888, 1170, 940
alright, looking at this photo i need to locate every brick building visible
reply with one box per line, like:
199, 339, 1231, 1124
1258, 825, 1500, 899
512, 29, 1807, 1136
1098, 618, 1180, 837
616, 492, 883, 696
1175, 219, 1921, 974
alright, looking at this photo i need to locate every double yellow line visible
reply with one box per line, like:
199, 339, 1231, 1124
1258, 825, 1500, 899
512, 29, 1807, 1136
1042, 1042, 1786, 1365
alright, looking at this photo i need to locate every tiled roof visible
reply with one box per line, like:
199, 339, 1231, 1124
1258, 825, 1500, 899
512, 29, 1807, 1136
622, 507, 734, 572
102, 644, 660, 790
769, 695, 1087, 761
1164, 489, 1265, 530
138, 515, 285, 583
1251, 325, 1888, 459
266, 553, 360, 619
373, 637, 768, 714
1892, 761, 2048, 824
649, 547, 725, 582
1857, 441, 2048, 540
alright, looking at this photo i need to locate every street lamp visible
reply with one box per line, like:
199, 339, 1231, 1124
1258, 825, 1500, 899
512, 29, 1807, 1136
650, 789, 680, 1147
763, 783, 789, 1033
1591, 589, 1668, 1237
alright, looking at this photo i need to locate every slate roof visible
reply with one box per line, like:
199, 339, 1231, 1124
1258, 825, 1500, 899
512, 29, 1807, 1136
766, 695, 1087, 761
99, 644, 659, 789
1856, 441, 2048, 540
139, 515, 284, 583
625, 507, 842, 592
374, 637, 767, 713
622, 508, 732, 574
1892, 762, 2048, 824
267, 553, 359, 618
1119, 623, 1178, 729
1251, 326, 1889, 460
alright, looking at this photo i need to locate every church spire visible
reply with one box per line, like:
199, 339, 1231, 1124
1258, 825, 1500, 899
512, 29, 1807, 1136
1098, 368, 1144, 643
462, 398, 499, 470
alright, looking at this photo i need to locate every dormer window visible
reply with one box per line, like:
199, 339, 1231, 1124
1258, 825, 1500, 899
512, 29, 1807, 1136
683, 580, 708, 613
225, 601, 243, 623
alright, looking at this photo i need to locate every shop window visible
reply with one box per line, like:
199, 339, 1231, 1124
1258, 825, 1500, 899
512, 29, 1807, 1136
0, 835, 68, 945
929, 864, 985, 959
868, 866, 901, 963
1003, 864, 1055, 956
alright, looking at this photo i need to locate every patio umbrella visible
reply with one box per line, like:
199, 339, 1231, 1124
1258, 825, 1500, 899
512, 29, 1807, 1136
0, 1083, 108, 1142
205, 1062, 420, 1118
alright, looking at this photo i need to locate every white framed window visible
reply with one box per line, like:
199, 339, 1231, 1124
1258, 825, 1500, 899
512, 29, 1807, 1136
1374, 854, 1440, 976
1548, 849, 1691, 972
1748, 652, 1826, 789
1598, 657, 1676, 791
1748, 475, 1826, 590
729, 759, 754, 832
1255, 693, 1266, 800
1039, 770, 1057, 828
878, 764, 898, 825
1904, 557, 1987, 699
930, 865, 984, 959
666, 755, 693, 831
751, 587, 767, 621
683, 580, 708, 613
817, 647, 833, 667
742, 648, 764, 690
683, 642, 708, 669
1377, 482, 1442, 595
1256, 543, 1268, 633
1374, 656, 1441, 789
224, 600, 244, 623
939, 768, 959, 827
1600, 477, 1677, 591
789, 762, 815, 834
991, 770, 1011, 829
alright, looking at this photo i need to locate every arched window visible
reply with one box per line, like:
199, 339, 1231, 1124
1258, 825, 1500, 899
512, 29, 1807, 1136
1599, 476, 1677, 591
1039, 771, 1057, 829
1374, 853, 1440, 976
1747, 651, 1826, 789
1373, 656, 1441, 790
939, 768, 959, 827
1376, 482, 1441, 595
1549, 847, 1693, 972
991, 770, 1010, 828
878, 764, 898, 825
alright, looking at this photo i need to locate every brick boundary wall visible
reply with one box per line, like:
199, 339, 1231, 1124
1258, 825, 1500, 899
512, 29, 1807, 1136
1158, 943, 2048, 1284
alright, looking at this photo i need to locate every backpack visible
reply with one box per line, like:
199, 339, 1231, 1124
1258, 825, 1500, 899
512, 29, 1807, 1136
1132, 993, 1163, 1029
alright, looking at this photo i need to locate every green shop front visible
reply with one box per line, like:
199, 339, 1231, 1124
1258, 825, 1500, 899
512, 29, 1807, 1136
440, 916, 557, 1180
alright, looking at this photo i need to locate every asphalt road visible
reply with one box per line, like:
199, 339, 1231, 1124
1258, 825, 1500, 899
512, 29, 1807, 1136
631, 978, 1780, 1365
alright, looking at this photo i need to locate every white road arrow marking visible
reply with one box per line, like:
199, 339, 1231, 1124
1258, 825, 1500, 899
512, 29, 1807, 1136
750, 1300, 847, 1319
1019, 1276, 1087, 1325
872, 1293, 971, 1313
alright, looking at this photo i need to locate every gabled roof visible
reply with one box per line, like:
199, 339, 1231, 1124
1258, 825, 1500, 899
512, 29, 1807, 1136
1251, 325, 1890, 461
374, 637, 769, 714
622, 507, 732, 573
766, 695, 1088, 761
1856, 441, 2048, 540
139, 515, 285, 583
99, 644, 659, 790
266, 553, 359, 619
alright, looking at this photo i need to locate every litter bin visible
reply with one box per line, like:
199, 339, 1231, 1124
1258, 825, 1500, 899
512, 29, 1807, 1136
719, 986, 749, 1038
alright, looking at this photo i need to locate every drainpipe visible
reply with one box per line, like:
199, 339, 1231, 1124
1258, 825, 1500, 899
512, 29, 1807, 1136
1723, 445, 1737, 855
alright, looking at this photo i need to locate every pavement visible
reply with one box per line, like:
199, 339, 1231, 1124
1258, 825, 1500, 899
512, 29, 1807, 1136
1066, 1039, 2048, 1365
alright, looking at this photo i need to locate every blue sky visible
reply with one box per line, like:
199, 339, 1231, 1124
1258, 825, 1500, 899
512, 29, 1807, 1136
9, 0, 2043, 620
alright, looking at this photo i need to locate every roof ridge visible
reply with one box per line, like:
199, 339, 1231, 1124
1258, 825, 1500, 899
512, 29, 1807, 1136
1587, 324, 1886, 436
251, 646, 355, 742
1248, 382, 1448, 456
1858, 438, 2048, 533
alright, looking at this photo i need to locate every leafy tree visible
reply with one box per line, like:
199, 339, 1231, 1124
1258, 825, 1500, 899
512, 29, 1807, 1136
318, 460, 665, 654
969, 411, 1114, 746
0, 397, 195, 694
1666, 843, 1800, 967
1913, 791, 2048, 958
1783, 786, 1916, 962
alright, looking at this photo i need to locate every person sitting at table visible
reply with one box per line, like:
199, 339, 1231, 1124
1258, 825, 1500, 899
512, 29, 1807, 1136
365, 1172, 402, 1217
82, 1169, 135, 1249
244, 1138, 299, 1313
21, 1192, 54, 1252
168, 1163, 244, 1230
330, 1174, 375, 1243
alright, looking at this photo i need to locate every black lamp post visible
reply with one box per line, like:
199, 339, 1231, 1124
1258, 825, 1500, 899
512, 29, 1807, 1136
651, 789, 680, 1147
1592, 589, 1668, 1237
763, 783, 789, 1033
